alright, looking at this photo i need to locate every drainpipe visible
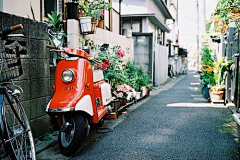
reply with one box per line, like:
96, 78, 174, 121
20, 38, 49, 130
40, 0, 42, 22
119, 0, 122, 35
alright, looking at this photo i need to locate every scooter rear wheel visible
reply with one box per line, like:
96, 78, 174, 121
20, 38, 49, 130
58, 113, 86, 156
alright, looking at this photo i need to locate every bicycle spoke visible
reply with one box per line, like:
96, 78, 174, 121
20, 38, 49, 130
1, 94, 36, 159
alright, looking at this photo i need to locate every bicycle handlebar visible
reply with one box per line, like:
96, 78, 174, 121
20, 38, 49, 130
0, 24, 23, 36
10, 24, 23, 32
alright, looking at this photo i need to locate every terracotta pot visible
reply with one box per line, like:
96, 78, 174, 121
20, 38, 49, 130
91, 21, 97, 34
77, 12, 83, 19
146, 87, 150, 96
210, 90, 224, 100
98, 20, 104, 29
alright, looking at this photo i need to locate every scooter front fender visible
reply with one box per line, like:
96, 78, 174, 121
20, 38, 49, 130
46, 95, 94, 116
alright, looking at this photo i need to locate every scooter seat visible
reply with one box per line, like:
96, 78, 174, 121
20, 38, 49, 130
93, 70, 104, 82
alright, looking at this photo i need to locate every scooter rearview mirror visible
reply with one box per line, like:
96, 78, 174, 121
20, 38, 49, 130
52, 36, 61, 48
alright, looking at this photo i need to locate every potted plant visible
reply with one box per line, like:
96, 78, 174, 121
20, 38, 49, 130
81, 37, 90, 54
113, 84, 134, 105
45, 11, 67, 65
98, 11, 104, 29
199, 46, 215, 99
77, 0, 96, 34
89, 41, 101, 57
94, 46, 126, 89
209, 57, 234, 100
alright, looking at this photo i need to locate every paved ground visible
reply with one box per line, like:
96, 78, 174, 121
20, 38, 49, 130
37, 71, 239, 160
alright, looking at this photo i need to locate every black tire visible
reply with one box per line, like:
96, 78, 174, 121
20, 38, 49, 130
1, 91, 36, 160
58, 113, 87, 156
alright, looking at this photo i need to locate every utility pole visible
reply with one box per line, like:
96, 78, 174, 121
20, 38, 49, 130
197, 0, 200, 71
197, 0, 206, 70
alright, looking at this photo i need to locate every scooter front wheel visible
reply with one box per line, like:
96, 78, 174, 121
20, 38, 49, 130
58, 113, 87, 156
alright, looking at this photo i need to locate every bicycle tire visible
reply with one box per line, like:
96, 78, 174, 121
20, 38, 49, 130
1, 89, 36, 160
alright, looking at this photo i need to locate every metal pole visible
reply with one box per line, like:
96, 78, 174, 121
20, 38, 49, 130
197, 0, 200, 71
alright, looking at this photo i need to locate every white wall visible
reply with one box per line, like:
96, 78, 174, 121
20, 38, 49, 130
67, 20, 134, 61
1, 0, 42, 21
154, 44, 168, 86
146, 0, 166, 22
121, 0, 147, 15
112, 10, 120, 34
121, 0, 166, 23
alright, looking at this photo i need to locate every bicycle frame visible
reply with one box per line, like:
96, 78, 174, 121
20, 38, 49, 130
0, 86, 26, 137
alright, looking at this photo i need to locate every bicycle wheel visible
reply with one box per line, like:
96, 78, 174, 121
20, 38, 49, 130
1, 90, 36, 160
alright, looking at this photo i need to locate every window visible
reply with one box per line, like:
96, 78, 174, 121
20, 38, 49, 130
44, 0, 57, 17
121, 18, 142, 34
122, 19, 131, 29
132, 19, 141, 32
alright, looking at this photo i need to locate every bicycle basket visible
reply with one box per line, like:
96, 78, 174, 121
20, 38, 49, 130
0, 41, 23, 82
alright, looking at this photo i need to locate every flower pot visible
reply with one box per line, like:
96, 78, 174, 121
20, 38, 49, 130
79, 17, 92, 34
112, 100, 121, 113
65, 2, 78, 19
146, 87, 150, 96
141, 86, 147, 97
135, 92, 141, 100
204, 85, 210, 99
77, 12, 83, 19
126, 92, 133, 101
91, 20, 97, 34
210, 90, 224, 100
121, 99, 127, 106
98, 20, 104, 29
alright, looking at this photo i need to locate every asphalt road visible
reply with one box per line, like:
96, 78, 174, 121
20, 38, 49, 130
37, 71, 239, 160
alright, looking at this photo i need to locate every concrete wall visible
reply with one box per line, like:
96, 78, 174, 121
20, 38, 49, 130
0, 12, 51, 137
0, 0, 42, 21
67, 19, 134, 61
154, 44, 168, 86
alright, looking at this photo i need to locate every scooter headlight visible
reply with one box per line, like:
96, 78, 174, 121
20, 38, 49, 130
61, 69, 75, 83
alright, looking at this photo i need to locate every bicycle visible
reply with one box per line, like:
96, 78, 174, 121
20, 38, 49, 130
0, 24, 36, 159
180, 65, 187, 74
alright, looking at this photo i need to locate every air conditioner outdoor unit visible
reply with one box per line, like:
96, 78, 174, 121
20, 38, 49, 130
121, 28, 132, 38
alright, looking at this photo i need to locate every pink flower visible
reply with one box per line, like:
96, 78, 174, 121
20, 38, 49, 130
100, 12, 104, 17
117, 92, 123, 98
117, 85, 124, 91
94, 60, 110, 70
116, 48, 125, 58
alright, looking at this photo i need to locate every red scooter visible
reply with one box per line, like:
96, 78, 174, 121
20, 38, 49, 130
46, 29, 113, 156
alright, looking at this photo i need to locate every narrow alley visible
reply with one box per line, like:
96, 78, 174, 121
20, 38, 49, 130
37, 71, 238, 160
